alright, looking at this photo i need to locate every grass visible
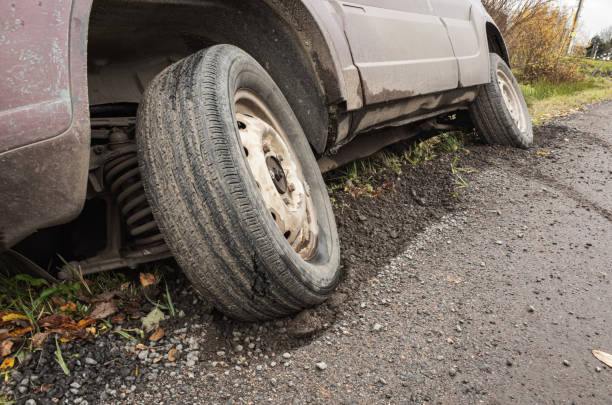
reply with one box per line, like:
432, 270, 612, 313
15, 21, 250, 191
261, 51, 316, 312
327, 131, 470, 192
520, 77, 612, 124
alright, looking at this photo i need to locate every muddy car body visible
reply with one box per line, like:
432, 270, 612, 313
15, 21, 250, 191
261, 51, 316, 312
0, 0, 529, 320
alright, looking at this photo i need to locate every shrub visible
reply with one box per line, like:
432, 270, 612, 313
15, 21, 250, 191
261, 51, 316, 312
482, 0, 580, 83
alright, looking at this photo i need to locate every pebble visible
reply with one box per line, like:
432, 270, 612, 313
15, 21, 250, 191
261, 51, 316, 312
372, 323, 382, 331
282, 352, 291, 359
449, 367, 457, 377
25, 400, 36, 405
84, 357, 98, 365
506, 359, 513, 366
596, 366, 602, 372
316, 362, 328, 370
528, 305, 535, 313
563, 360, 570, 367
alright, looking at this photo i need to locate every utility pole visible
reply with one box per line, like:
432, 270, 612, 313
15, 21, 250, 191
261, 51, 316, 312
567, 0, 585, 55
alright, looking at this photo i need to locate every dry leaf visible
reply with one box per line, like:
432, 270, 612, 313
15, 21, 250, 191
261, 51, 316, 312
139, 273, 156, 287
50, 296, 67, 307
167, 348, 177, 362
94, 291, 116, 302
90, 300, 118, 319
135, 343, 148, 351
1, 313, 28, 322
149, 327, 165, 342
141, 307, 166, 332
592, 350, 612, 367
9, 327, 32, 337
60, 302, 77, 312
110, 313, 125, 324
32, 332, 49, 348
1, 340, 14, 357
39, 313, 73, 329
0, 357, 14, 370
59, 337, 71, 343
85, 327, 96, 336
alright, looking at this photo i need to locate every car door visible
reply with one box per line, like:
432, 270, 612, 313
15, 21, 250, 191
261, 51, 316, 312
428, 0, 489, 87
336, 0, 459, 105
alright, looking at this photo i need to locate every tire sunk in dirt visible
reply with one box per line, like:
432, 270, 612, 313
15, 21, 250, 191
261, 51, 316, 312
470, 53, 533, 148
137, 45, 340, 320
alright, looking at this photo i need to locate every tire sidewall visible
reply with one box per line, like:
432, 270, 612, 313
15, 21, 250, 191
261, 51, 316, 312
489, 54, 533, 147
201, 46, 340, 292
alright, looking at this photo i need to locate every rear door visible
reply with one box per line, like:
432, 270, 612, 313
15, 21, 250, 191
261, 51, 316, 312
428, 0, 489, 87
336, 0, 459, 105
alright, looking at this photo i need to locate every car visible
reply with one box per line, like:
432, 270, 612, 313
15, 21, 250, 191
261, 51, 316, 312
0, 0, 532, 320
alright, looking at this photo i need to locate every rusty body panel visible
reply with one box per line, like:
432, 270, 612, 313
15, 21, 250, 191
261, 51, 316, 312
0, 0, 92, 248
0, 0, 509, 259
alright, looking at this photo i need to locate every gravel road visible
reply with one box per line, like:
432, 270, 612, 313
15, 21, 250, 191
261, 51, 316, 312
4, 101, 611, 405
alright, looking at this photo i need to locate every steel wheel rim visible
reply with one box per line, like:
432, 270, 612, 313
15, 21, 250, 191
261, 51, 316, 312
497, 68, 527, 132
235, 89, 318, 260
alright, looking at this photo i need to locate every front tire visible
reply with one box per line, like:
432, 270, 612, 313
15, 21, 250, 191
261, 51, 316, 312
137, 45, 341, 321
470, 53, 533, 148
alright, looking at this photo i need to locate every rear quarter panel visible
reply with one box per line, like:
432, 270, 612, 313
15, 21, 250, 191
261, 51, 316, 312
0, 0, 92, 248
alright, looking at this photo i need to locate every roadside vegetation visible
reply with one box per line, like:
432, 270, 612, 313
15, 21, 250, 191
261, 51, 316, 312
0, 265, 179, 381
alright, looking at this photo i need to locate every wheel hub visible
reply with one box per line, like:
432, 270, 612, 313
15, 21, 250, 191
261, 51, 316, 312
234, 90, 318, 260
266, 155, 288, 194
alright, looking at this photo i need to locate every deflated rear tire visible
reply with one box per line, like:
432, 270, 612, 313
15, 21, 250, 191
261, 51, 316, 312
136, 45, 341, 321
470, 53, 533, 148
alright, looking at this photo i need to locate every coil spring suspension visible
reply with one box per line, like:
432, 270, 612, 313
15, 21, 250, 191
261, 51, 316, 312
104, 133, 166, 250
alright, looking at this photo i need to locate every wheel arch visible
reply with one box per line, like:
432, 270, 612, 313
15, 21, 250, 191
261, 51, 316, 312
87, 0, 356, 154
485, 22, 510, 67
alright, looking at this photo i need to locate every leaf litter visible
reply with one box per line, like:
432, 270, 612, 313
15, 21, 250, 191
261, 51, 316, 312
0, 267, 177, 374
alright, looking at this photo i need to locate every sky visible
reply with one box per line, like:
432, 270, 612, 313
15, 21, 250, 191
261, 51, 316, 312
558, 0, 612, 39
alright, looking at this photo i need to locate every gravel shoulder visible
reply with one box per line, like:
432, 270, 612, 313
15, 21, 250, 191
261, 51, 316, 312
3, 101, 611, 405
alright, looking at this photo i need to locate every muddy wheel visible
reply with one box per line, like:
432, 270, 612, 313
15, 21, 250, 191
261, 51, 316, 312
470, 53, 533, 148
137, 45, 340, 320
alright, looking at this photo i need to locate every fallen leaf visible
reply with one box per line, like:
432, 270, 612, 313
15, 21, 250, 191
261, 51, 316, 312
76, 318, 95, 329
139, 273, 156, 287
39, 314, 73, 329
141, 307, 166, 332
50, 296, 67, 307
94, 291, 116, 302
167, 348, 177, 362
110, 313, 125, 324
85, 326, 96, 336
59, 337, 71, 343
90, 300, 118, 319
135, 343, 148, 351
1, 313, 28, 322
1, 340, 14, 357
0, 357, 14, 370
59, 302, 77, 312
32, 332, 49, 348
135, 367, 139, 377
149, 327, 165, 342
536, 151, 549, 155
9, 327, 32, 337
592, 350, 612, 367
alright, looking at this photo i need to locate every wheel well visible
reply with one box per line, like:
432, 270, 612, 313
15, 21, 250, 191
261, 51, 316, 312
485, 22, 510, 67
87, 0, 342, 154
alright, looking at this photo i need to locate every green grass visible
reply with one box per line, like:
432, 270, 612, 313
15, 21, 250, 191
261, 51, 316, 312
327, 131, 469, 191
519, 77, 612, 124
520, 79, 599, 103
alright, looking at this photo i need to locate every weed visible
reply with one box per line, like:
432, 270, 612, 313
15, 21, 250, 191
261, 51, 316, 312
54, 336, 70, 375
164, 281, 176, 318
450, 155, 470, 188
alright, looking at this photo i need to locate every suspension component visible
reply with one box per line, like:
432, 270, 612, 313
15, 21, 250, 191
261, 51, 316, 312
104, 129, 167, 250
